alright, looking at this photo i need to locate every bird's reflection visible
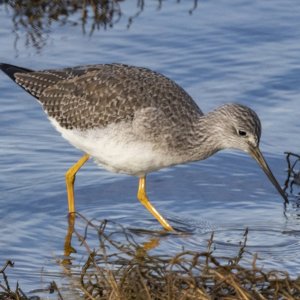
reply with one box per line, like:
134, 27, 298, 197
63, 213, 77, 265
62, 211, 196, 267
63, 213, 167, 265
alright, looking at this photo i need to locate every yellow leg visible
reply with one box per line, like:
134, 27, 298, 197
137, 176, 174, 231
65, 154, 90, 213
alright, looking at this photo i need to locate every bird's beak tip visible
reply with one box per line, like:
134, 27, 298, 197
249, 146, 289, 205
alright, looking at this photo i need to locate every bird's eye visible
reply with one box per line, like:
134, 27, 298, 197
238, 130, 247, 137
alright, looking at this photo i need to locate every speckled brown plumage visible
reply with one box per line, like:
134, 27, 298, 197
4, 63, 203, 131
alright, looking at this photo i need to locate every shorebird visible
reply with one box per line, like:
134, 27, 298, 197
0, 63, 288, 231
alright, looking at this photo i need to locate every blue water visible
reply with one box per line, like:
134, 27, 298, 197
0, 0, 300, 297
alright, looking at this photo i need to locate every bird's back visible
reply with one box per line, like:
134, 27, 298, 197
1, 63, 203, 130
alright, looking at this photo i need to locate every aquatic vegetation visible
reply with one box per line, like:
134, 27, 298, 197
62, 214, 300, 300
1, 212, 300, 299
1, 0, 198, 50
284, 152, 300, 195
0, 261, 62, 300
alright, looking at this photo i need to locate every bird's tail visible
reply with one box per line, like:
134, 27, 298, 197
0, 63, 33, 81
0, 63, 47, 99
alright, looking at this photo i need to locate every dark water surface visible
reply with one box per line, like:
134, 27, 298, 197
0, 0, 300, 297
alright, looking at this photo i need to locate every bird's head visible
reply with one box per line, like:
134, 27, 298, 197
212, 103, 288, 204
214, 103, 261, 152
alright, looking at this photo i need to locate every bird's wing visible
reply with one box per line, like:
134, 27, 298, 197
12, 64, 203, 130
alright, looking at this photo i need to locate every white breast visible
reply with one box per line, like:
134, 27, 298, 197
49, 118, 180, 176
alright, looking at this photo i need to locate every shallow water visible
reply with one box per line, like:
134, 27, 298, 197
0, 0, 300, 297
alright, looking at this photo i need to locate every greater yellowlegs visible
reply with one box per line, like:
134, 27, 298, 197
0, 63, 288, 231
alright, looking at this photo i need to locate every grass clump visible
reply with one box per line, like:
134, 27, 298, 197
2, 214, 300, 299
64, 214, 300, 300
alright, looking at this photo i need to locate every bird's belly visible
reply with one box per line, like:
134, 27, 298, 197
50, 118, 179, 176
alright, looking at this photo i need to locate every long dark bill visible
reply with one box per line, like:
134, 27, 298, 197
250, 147, 289, 204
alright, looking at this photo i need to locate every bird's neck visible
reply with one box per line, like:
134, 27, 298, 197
179, 110, 224, 163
